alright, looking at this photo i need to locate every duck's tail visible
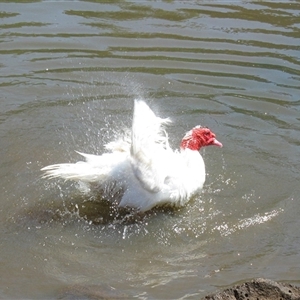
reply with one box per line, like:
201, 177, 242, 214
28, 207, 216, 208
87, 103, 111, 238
41, 152, 114, 183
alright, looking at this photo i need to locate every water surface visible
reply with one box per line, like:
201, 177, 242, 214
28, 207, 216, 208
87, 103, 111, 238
1, 1, 300, 299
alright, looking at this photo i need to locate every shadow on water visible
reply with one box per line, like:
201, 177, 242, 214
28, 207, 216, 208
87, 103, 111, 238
13, 181, 182, 230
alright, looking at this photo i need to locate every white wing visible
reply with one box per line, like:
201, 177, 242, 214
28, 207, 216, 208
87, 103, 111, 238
130, 100, 172, 193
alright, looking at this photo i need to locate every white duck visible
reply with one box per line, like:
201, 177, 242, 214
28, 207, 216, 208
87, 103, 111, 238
42, 100, 222, 212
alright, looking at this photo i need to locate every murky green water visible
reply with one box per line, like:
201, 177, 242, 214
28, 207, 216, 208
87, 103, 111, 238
1, 1, 300, 299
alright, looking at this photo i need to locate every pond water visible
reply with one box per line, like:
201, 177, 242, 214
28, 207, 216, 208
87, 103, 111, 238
0, 1, 300, 299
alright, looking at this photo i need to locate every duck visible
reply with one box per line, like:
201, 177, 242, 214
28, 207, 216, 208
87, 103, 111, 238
41, 100, 222, 212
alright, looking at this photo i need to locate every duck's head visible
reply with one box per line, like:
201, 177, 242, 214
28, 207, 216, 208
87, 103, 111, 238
180, 126, 223, 151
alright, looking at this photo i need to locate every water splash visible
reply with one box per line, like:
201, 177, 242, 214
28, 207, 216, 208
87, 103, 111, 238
212, 208, 283, 237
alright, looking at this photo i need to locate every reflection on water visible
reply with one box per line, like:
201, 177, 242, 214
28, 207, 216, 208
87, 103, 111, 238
1, 1, 300, 299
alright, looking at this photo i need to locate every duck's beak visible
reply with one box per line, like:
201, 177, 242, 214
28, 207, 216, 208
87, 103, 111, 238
212, 138, 223, 147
